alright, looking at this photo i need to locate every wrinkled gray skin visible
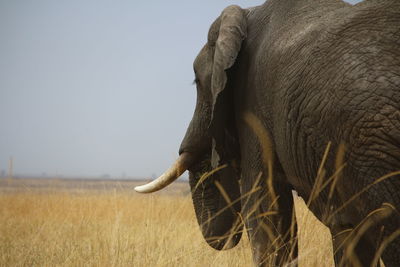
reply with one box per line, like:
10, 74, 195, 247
177, 0, 400, 266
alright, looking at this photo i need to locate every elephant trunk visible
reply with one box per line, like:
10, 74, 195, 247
188, 154, 242, 250
178, 94, 242, 250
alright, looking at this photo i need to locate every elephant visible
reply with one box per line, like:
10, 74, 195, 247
135, 0, 400, 266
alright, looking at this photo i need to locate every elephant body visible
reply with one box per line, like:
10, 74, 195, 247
234, 1, 400, 265
137, 0, 400, 266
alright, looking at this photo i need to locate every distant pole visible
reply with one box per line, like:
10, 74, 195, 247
8, 156, 13, 179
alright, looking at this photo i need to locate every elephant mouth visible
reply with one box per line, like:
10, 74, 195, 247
134, 152, 196, 193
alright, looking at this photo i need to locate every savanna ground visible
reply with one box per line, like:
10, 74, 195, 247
0, 177, 334, 266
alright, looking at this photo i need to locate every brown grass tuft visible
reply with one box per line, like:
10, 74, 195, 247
0, 179, 333, 266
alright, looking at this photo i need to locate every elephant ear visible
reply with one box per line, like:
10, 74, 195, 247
187, 6, 247, 251
209, 5, 248, 167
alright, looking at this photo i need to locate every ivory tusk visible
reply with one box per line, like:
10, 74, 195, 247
134, 152, 193, 193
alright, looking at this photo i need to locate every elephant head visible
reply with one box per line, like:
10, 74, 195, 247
135, 5, 247, 250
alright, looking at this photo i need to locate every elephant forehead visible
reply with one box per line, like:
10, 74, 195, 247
193, 45, 213, 76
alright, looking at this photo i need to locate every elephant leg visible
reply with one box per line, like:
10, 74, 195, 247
238, 116, 297, 266
353, 234, 382, 267
372, 207, 400, 267
346, 178, 400, 266
275, 178, 298, 266
332, 226, 382, 267
240, 164, 297, 266
331, 201, 400, 266
381, 233, 400, 267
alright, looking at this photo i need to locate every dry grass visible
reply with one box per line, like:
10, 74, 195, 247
0, 179, 333, 266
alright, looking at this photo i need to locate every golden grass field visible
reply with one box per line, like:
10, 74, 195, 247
0, 178, 334, 266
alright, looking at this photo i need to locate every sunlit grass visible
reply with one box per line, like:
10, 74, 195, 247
0, 180, 334, 266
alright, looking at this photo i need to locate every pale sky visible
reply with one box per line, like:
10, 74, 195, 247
0, 0, 361, 178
